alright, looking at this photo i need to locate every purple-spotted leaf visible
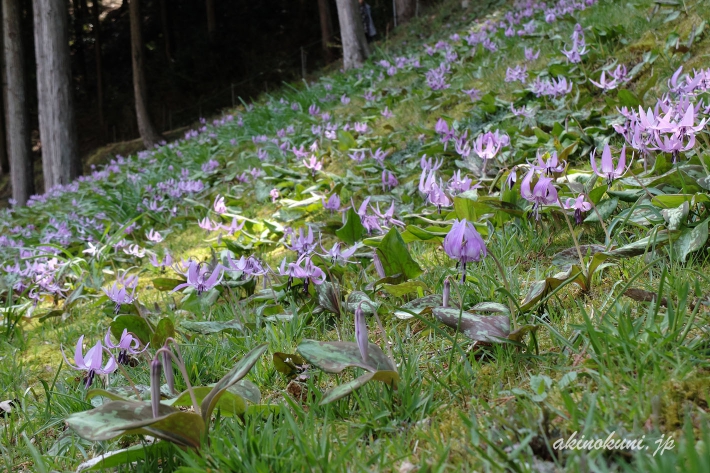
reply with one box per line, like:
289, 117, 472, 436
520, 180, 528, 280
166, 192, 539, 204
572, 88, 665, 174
346, 291, 379, 315
166, 380, 260, 416
432, 308, 510, 342
469, 302, 510, 315
199, 344, 267, 423
394, 294, 443, 319
519, 265, 586, 311
508, 324, 539, 343
297, 340, 396, 373
66, 400, 204, 448
319, 369, 399, 405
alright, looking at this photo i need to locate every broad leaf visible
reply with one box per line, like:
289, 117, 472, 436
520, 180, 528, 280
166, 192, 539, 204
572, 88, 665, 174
200, 344, 267, 423
181, 319, 245, 335
110, 315, 152, 347
76, 441, 172, 472
432, 308, 510, 342
394, 294, 443, 319
152, 318, 175, 348
374, 228, 423, 280
297, 339, 396, 373
273, 352, 307, 377
336, 208, 366, 245
673, 219, 709, 262
381, 280, 428, 297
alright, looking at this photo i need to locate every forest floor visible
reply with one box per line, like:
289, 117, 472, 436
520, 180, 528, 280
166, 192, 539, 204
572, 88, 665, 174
3, 0, 710, 472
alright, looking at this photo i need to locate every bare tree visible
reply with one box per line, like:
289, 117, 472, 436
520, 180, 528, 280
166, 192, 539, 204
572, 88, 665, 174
394, 0, 415, 26
318, 0, 335, 62
33, 0, 81, 190
129, 0, 162, 147
334, 0, 369, 70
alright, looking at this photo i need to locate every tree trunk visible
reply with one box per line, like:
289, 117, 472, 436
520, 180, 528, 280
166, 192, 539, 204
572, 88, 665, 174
33, 0, 81, 190
71, 0, 88, 83
159, 0, 172, 61
317, 0, 334, 62
3, 0, 34, 203
205, 0, 216, 42
0, 12, 8, 176
92, 0, 105, 140
129, 0, 162, 147
394, 0, 415, 26
334, 0, 369, 70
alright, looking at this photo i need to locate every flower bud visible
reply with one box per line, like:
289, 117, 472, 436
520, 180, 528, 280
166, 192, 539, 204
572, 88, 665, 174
443, 277, 450, 308
162, 350, 175, 395
355, 303, 369, 363
151, 357, 162, 418
373, 253, 385, 279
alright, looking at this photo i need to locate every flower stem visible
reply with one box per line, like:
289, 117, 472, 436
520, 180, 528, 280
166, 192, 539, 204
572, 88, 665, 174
159, 341, 200, 415
556, 196, 587, 279
101, 347, 141, 398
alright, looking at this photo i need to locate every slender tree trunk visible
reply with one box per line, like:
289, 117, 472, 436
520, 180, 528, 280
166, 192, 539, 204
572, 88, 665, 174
0, 14, 8, 176
71, 0, 87, 83
159, 0, 172, 61
205, 0, 216, 42
3, 0, 34, 203
334, 0, 369, 70
33, 0, 80, 190
317, 0, 334, 62
394, 0, 415, 26
129, 0, 162, 147
92, 0, 105, 140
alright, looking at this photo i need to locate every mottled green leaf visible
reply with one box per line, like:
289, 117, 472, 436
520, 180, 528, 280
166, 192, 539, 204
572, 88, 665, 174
297, 339, 396, 373
319, 369, 399, 405
200, 344, 268, 423
181, 319, 245, 335
432, 308, 510, 342
381, 280, 428, 297
346, 291, 379, 314
66, 400, 204, 448
583, 197, 618, 222
166, 380, 260, 416
394, 294, 443, 319
673, 219, 709, 262
273, 352, 307, 377
76, 442, 172, 472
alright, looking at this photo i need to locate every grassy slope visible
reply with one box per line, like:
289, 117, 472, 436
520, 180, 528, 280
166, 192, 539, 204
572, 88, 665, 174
2, 0, 710, 471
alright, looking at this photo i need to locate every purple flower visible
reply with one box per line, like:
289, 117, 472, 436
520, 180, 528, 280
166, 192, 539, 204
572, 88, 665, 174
149, 252, 173, 271
427, 182, 452, 213
323, 194, 341, 213
341, 94, 351, 105
448, 170, 478, 195
505, 64, 528, 83
61, 336, 117, 388
420, 155, 443, 171
524, 48, 540, 61
103, 282, 137, 314
227, 255, 267, 277
590, 71, 619, 91
355, 303, 368, 363
278, 255, 326, 292
564, 195, 592, 225
463, 88, 481, 101
381, 107, 393, 118
146, 229, 163, 243
287, 226, 317, 255
534, 151, 566, 176
319, 242, 358, 265
213, 195, 227, 214
371, 148, 387, 164
270, 189, 280, 202
303, 155, 323, 176
382, 170, 398, 191
590, 144, 629, 185
443, 219, 487, 282
172, 261, 225, 295
349, 151, 366, 163
221, 217, 246, 235
105, 328, 147, 364
520, 169, 558, 220
373, 202, 405, 228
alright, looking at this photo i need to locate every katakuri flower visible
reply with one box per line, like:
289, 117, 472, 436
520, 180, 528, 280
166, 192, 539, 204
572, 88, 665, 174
61, 336, 117, 388
564, 195, 592, 225
443, 219, 487, 282
590, 144, 629, 185
105, 328, 148, 365
355, 302, 369, 363
520, 169, 559, 220
103, 282, 137, 314
172, 261, 225, 295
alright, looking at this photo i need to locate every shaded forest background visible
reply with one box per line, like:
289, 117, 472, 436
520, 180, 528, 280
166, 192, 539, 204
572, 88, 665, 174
2, 0, 424, 202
